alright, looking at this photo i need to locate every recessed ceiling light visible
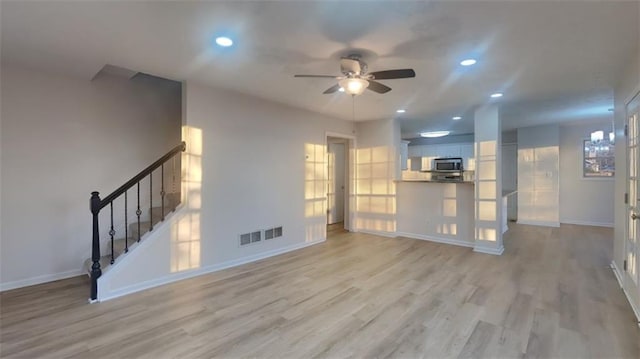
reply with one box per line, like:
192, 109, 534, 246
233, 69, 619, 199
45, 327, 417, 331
338, 87, 345, 92
460, 59, 477, 66
452, 116, 462, 120
396, 109, 406, 113
420, 131, 450, 138
215, 36, 233, 47
490, 92, 503, 98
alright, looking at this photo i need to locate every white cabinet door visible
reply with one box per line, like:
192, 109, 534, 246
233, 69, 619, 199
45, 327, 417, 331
408, 145, 421, 157
460, 143, 474, 170
400, 141, 409, 170
433, 144, 460, 158
422, 145, 438, 170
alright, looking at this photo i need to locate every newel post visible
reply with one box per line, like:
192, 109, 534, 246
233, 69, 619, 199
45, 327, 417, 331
90, 191, 102, 301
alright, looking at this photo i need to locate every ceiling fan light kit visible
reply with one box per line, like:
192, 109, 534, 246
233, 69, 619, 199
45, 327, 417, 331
294, 56, 415, 96
339, 78, 369, 96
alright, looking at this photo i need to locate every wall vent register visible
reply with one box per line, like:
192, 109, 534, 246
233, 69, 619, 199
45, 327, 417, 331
240, 227, 283, 246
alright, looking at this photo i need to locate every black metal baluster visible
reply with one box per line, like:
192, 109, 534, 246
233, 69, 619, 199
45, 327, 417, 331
90, 192, 102, 301
172, 156, 176, 193
109, 202, 115, 264
172, 156, 176, 210
161, 163, 165, 221
136, 182, 141, 242
149, 172, 153, 232
124, 191, 128, 253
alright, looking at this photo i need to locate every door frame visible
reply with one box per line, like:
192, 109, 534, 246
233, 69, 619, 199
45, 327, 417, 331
624, 89, 640, 325
326, 132, 357, 232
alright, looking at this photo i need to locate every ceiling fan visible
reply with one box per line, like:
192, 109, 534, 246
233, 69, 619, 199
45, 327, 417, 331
294, 56, 415, 96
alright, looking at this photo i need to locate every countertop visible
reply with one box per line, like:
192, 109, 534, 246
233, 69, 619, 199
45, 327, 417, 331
395, 179, 474, 184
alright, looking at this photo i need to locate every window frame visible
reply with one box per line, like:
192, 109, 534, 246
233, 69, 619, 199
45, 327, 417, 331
582, 138, 615, 179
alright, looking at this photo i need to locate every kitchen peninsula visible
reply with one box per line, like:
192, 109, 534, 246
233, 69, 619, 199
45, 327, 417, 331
396, 179, 476, 248
395, 174, 515, 248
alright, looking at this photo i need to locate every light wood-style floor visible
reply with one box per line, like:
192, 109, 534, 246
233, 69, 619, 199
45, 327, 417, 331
1, 223, 639, 358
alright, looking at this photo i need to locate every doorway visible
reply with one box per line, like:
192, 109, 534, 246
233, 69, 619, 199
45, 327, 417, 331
625, 90, 640, 313
326, 134, 355, 236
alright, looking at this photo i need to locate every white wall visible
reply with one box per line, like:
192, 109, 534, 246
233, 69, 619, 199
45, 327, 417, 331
517, 124, 560, 227
0, 65, 181, 290
97, 81, 355, 299
559, 121, 615, 227
353, 118, 399, 235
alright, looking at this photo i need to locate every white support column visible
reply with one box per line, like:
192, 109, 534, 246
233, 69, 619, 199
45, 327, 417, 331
473, 105, 504, 255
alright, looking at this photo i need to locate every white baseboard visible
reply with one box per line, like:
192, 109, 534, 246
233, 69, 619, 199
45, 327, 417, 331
97, 239, 325, 302
0, 269, 83, 292
473, 244, 505, 256
356, 229, 397, 238
516, 219, 560, 228
610, 261, 640, 327
560, 219, 614, 228
395, 232, 474, 248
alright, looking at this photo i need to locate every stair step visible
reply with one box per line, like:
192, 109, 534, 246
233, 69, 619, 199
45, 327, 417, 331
84, 195, 181, 274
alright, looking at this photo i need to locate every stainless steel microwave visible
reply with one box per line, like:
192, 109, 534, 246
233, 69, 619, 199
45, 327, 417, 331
433, 157, 463, 171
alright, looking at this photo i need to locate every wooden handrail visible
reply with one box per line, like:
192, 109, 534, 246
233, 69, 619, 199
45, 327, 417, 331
98, 141, 186, 210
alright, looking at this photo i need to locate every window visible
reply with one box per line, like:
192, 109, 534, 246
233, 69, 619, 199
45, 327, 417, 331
583, 139, 614, 177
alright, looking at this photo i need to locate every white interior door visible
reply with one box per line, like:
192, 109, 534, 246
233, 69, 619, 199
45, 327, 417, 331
327, 141, 345, 225
625, 91, 640, 310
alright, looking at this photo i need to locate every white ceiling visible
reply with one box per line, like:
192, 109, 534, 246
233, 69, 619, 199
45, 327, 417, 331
2, 1, 638, 138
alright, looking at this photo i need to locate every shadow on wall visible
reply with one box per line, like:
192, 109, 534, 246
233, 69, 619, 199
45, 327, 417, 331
438, 184, 458, 236
170, 126, 203, 273
356, 145, 396, 233
518, 145, 559, 225
305, 143, 328, 242
476, 140, 499, 242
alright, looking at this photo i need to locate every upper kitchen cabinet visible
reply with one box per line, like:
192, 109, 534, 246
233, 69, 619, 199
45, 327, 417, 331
436, 144, 460, 158
405, 142, 475, 172
400, 140, 410, 171
460, 143, 474, 170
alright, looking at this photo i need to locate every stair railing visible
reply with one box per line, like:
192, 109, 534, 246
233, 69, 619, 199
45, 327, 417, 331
89, 141, 186, 301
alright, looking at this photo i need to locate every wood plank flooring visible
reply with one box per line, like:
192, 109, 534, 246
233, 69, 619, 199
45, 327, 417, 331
1, 223, 639, 358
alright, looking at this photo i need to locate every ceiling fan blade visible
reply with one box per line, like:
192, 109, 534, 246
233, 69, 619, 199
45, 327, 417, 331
366, 80, 392, 94
323, 84, 341, 94
294, 74, 341, 78
369, 69, 416, 80
340, 58, 361, 75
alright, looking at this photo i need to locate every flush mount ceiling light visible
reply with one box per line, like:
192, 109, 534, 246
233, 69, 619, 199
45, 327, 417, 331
490, 92, 503, 98
460, 59, 477, 66
215, 36, 233, 47
420, 131, 450, 138
338, 78, 369, 96
396, 109, 406, 113
338, 87, 345, 92
452, 116, 462, 120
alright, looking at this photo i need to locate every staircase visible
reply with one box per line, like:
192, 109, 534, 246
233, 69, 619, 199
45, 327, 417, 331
87, 142, 186, 301
83, 192, 181, 275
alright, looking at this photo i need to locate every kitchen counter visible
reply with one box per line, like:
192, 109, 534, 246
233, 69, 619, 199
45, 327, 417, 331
395, 179, 474, 184
396, 181, 475, 247
396, 182, 517, 248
